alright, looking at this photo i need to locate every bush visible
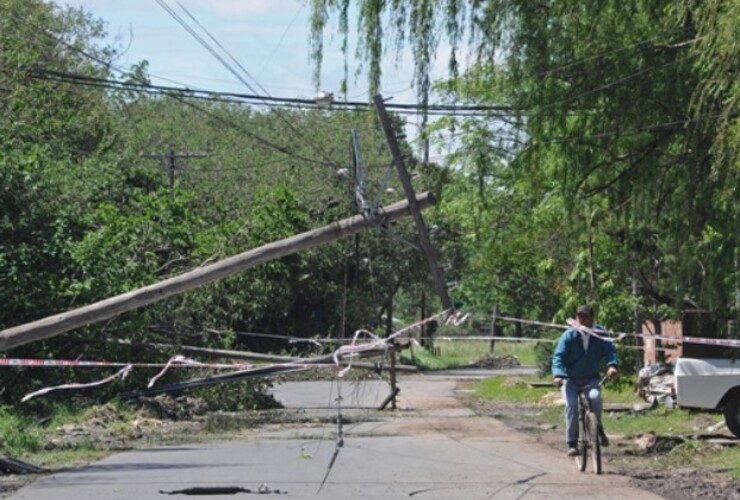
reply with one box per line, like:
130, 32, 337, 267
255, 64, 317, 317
0, 406, 41, 455
535, 340, 555, 378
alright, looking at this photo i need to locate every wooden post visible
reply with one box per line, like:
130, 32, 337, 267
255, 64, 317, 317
490, 306, 498, 354
0, 192, 436, 351
387, 295, 397, 411
374, 95, 452, 311
420, 290, 426, 348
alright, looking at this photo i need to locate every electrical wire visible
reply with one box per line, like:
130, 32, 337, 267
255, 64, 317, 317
163, 0, 343, 170
22, 67, 519, 116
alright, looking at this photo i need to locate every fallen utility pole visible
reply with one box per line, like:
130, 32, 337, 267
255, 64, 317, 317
0, 192, 436, 351
374, 95, 452, 310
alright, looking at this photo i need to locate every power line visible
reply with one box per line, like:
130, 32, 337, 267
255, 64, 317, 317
23, 67, 519, 116
159, 0, 343, 171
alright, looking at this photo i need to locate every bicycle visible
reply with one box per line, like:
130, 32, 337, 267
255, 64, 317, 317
574, 377, 609, 474
556, 376, 608, 474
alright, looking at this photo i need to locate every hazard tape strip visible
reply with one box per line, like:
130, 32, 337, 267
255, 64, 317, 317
14, 355, 251, 402
495, 313, 739, 349
565, 318, 740, 349
22, 366, 133, 402
0, 355, 249, 370
14, 314, 436, 401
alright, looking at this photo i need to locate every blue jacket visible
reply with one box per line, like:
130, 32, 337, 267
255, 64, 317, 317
552, 327, 619, 379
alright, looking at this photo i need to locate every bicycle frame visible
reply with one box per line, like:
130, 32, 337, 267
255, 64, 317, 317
574, 376, 608, 474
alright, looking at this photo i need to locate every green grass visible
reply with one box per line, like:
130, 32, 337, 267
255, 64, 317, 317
471, 375, 740, 477
0, 406, 41, 456
471, 376, 717, 437
701, 447, 740, 479
30, 447, 112, 469
400, 340, 537, 370
474, 376, 546, 403
605, 407, 699, 436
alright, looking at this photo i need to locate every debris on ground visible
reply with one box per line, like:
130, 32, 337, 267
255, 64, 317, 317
468, 354, 520, 369
637, 363, 676, 407
139, 395, 209, 420
632, 432, 686, 453
501, 376, 527, 387
0, 457, 44, 475
630, 469, 740, 500
538, 391, 565, 406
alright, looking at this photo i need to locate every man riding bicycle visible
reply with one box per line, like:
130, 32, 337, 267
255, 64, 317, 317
552, 305, 619, 457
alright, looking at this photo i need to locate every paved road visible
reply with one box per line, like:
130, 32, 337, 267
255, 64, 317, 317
11, 373, 664, 499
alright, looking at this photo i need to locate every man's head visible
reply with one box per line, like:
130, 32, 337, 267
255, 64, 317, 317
576, 305, 594, 328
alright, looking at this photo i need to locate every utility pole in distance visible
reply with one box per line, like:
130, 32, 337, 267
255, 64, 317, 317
374, 94, 452, 311
142, 149, 208, 189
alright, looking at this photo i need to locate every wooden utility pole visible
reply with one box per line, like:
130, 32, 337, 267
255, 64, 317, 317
386, 295, 397, 410
142, 149, 207, 189
0, 192, 436, 351
490, 306, 498, 354
374, 94, 452, 311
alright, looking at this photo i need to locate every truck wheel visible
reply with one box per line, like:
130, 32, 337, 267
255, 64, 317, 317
723, 393, 740, 438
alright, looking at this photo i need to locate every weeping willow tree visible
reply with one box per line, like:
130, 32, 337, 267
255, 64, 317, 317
310, 0, 739, 329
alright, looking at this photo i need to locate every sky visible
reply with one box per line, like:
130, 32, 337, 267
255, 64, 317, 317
58, 0, 460, 158
59, 0, 445, 104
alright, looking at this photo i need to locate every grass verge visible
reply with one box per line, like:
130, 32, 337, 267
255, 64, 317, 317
401, 339, 537, 370
470, 375, 740, 479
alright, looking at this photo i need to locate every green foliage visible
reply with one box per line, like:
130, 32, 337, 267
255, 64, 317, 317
0, 406, 41, 455
0, 0, 449, 410
534, 341, 556, 378
401, 338, 536, 370
2, 0, 734, 424
191, 380, 281, 413
310, 0, 739, 333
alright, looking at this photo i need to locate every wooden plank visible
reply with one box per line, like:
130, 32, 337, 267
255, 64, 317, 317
0, 193, 435, 351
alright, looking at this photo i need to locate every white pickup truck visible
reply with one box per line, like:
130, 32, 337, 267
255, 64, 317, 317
675, 358, 740, 438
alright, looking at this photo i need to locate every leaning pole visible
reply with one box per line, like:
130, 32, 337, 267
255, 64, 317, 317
0, 192, 436, 351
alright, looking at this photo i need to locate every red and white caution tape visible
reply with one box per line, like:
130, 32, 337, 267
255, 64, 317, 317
12, 313, 457, 401
14, 355, 252, 402
22, 365, 134, 402
0, 356, 248, 370
334, 329, 386, 377
484, 311, 739, 349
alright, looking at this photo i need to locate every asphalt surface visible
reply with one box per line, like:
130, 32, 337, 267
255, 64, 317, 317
10, 371, 665, 499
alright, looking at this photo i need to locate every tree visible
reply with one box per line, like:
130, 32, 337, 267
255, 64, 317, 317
310, 0, 739, 330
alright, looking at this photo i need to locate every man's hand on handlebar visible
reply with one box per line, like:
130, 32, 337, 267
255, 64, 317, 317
606, 366, 619, 379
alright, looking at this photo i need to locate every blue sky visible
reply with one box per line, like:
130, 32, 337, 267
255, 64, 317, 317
60, 0, 439, 102
59, 0, 457, 161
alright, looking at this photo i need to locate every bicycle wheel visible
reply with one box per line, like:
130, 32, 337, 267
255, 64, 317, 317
586, 412, 602, 474
575, 418, 587, 472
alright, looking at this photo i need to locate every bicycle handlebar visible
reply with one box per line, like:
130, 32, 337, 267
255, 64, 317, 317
553, 375, 613, 388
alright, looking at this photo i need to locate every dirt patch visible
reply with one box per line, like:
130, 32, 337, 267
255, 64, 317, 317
459, 380, 740, 500
629, 469, 740, 500
468, 354, 521, 369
